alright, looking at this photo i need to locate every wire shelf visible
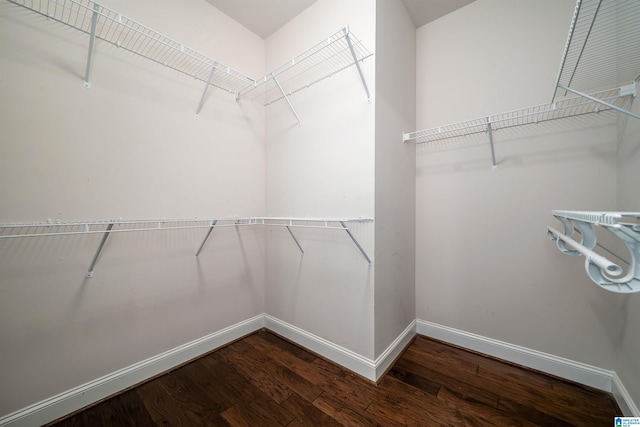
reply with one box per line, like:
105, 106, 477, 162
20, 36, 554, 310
553, 0, 640, 101
8, 1, 373, 115
239, 27, 373, 105
8, 0, 257, 95
0, 217, 374, 275
0, 217, 373, 239
404, 86, 632, 144
552, 210, 640, 227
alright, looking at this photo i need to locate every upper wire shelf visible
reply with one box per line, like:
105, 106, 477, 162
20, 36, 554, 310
239, 27, 373, 106
403, 85, 633, 144
552, 0, 640, 101
7, 1, 373, 117
7, 0, 257, 96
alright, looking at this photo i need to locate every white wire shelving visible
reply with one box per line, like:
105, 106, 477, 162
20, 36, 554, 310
403, 0, 640, 169
6, 0, 373, 119
552, 0, 640, 119
0, 217, 374, 276
547, 211, 640, 293
402, 85, 635, 169
239, 26, 372, 125
6, 0, 256, 116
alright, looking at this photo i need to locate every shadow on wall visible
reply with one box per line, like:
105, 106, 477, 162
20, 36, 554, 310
415, 111, 619, 175
590, 293, 632, 348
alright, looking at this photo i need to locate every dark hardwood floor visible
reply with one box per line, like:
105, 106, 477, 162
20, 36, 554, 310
47, 330, 621, 426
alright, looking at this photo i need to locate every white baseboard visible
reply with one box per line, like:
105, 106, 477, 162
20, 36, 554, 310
3, 315, 636, 426
613, 372, 640, 416
373, 320, 416, 380
416, 319, 639, 416
416, 319, 613, 391
264, 315, 416, 382
0, 315, 265, 427
264, 315, 377, 380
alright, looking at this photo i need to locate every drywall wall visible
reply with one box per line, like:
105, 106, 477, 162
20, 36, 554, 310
263, 0, 376, 359
616, 97, 640, 411
373, 0, 416, 358
415, 0, 623, 373
0, 0, 265, 416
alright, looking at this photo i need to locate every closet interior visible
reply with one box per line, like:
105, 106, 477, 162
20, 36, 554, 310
1, 0, 639, 424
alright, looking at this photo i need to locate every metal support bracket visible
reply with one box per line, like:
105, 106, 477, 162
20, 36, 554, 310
344, 27, 370, 103
195, 64, 217, 118
195, 220, 217, 259
547, 211, 640, 293
558, 83, 640, 120
272, 74, 301, 126
486, 117, 498, 171
340, 221, 372, 267
83, 3, 101, 88
86, 221, 114, 278
286, 225, 304, 256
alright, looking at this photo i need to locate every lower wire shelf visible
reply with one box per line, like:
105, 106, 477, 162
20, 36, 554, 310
0, 217, 374, 277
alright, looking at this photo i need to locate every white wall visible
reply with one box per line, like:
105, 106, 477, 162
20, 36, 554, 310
415, 0, 623, 372
616, 96, 640, 409
0, 0, 265, 416
264, 0, 376, 359
373, 0, 416, 357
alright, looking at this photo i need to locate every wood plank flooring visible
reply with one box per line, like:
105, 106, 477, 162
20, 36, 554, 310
47, 330, 621, 426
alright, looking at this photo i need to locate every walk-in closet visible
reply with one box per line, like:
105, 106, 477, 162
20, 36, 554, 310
1, 0, 638, 425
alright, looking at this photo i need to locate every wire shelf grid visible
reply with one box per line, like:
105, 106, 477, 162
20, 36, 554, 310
553, 0, 640, 101
239, 27, 373, 105
404, 86, 631, 144
0, 217, 373, 239
8, 0, 257, 95
552, 210, 640, 227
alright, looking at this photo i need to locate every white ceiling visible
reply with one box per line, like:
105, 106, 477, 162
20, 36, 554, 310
401, 0, 476, 28
205, 0, 476, 39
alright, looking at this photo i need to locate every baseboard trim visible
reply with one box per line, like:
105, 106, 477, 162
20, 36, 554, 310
0, 315, 265, 427
416, 319, 615, 391
264, 316, 416, 382
264, 315, 378, 380
4, 316, 637, 425
373, 320, 416, 380
612, 372, 640, 416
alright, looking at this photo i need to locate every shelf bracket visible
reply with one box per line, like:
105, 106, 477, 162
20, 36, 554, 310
195, 220, 217, 259
558, 83, 640, 120
83, 2, 101, 88
340, 221, 372, 267
344, 27, 370, 102
86, 221, 114, 278
286, 225, 304, 256
272, 74, 301, 126
547, 212, 640, 293
195, 64, 217, 118
486, 117, 498, 171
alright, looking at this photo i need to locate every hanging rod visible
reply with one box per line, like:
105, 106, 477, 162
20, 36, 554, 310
547, 210, 640, 293
0, 217, 374, 275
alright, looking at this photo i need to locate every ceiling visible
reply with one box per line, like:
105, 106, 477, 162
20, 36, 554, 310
205, 0, 476, 39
